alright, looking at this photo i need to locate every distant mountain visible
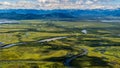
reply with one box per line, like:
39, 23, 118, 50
0, 12, 74, 20
0, 9, 120, 20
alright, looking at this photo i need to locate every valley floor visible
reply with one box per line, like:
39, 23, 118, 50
0, 20, 120, 68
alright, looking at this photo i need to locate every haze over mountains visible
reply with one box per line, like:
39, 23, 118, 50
0, 9, 120, 20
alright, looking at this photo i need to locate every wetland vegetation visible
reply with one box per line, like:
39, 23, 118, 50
0, 19, 120, 68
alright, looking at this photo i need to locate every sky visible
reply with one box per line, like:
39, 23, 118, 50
0, 0, 120, 9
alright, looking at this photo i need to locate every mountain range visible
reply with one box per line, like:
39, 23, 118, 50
0, 9, 120, 20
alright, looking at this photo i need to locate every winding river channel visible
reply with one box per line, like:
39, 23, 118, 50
0, 36, 88, 67
1, 37, 67, 48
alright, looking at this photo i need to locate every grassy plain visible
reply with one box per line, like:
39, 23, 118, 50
0, 20, 120, 68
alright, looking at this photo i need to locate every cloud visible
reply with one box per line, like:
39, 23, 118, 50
0, 1, 37, 9
0, 1, 11, 5
85, 0, 93, 5
0, 0, 120, 9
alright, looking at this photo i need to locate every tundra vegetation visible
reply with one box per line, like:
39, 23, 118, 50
0, 20, 120, 68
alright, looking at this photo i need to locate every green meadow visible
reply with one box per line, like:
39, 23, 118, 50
0, 20, 120, 68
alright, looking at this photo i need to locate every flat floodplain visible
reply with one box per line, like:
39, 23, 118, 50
0, 20, 120, 68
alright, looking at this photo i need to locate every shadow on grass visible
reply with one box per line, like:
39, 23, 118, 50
42, 56, 66, 62
81, 39, 120, 47
71, 56, 112, 68
41, 55, 112, 68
